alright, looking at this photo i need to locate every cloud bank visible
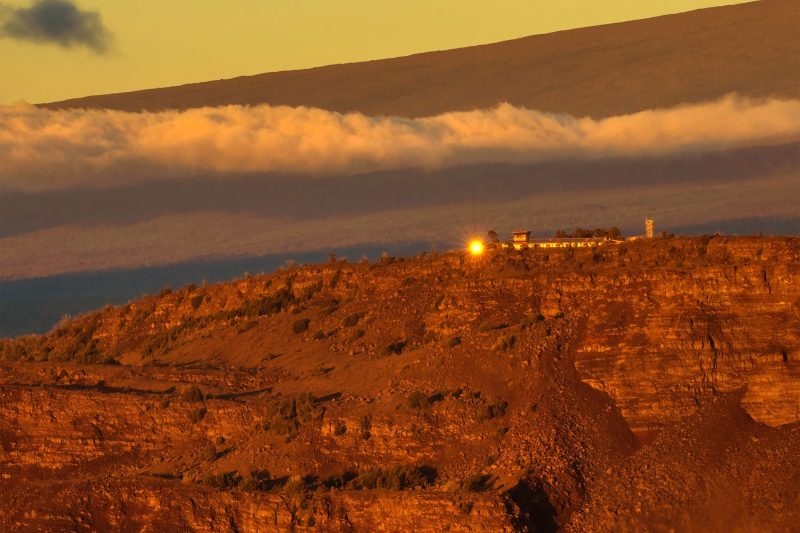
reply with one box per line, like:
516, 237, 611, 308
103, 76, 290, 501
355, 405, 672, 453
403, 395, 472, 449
1, 95, 799, 192
0, 0, 111, 53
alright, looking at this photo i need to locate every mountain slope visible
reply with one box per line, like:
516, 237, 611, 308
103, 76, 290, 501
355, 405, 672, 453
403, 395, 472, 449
1, 237, 798, 530
44, 0, 800, 118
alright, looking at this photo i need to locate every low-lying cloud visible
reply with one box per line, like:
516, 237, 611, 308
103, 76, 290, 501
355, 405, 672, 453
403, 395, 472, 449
0, 0, 111, 53
1, 95, 799, 192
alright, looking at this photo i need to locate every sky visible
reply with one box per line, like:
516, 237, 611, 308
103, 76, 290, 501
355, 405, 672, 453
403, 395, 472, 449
0, 0, 752, 105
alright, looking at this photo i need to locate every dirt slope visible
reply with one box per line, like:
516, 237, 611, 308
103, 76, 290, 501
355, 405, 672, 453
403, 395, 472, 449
43, 0, 800, 118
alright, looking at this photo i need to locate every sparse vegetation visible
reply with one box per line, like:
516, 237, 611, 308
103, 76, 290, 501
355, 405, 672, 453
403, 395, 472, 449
384, 341, 406, 355
406, 391, 430, 409
240, 469, 271, 492
343, 312, 365, 328
554, 227, 622, 239
179, 385, 204, 402
188, 406, 208, 423
458, 474, 490, 492
493, 335, 516, 351
348, 465, 437, 490
263, 393, 317, 440
358, 414, 372, 440
204, 471, 242, 490
292, 318, 310, 334
478, 400, 508, 421
329, 269, 341, 288
448, 336, 461, 347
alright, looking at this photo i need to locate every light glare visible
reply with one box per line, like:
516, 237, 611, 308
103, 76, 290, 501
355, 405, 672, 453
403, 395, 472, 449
469, 240, 485, 255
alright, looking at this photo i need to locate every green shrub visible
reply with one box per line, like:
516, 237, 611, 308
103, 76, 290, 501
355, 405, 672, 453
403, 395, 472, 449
293, 318, 310, 334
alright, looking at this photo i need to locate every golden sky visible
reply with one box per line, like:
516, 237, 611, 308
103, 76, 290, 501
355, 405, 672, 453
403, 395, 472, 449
0, 0, 751, 105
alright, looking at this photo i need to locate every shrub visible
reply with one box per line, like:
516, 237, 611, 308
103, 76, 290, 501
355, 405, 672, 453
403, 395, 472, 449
478, 400, 508, 421
263, 393, 317, 440
459, 474, 489, 492
329, 269, 341, 288
283, 474, 308, 500
348, 465, 437, 490
251, 287, 295, 317
202, 442, 217, 462
204, 471, 241, 490
190, 294, 203, 310
406, 391, 430, 410
447, 337, 461, 348
359, 414, 372, 439
188, 407, 208, 423
343, 312, 365, 328
494, 335, 516, 351
384, 341, 406, 355
292, 318, 310, 334
241, 469, 271, 492
180, 385, 204, 402
349, 329, 365, 342
333, 422, 347, 436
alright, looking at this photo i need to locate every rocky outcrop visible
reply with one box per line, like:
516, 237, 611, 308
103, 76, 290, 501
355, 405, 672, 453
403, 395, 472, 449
1, 237, 798, 531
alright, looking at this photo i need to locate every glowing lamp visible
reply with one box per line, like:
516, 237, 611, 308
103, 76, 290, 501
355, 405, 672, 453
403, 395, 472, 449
469, 240, 485, 255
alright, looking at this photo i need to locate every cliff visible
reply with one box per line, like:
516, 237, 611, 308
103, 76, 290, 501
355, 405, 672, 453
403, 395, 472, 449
1, 236, 798, 531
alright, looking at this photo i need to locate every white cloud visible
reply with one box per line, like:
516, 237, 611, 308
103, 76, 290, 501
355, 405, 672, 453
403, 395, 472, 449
1, 95, 799, 192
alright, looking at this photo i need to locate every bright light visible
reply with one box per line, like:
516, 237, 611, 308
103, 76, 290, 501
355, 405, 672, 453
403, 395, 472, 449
469, 239, 485, 255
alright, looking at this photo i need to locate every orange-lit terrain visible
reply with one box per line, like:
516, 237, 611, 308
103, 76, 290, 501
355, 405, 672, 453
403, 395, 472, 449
2, 237, 798, 531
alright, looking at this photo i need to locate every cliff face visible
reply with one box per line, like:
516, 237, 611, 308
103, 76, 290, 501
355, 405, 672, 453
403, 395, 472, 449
1, 236, 798, 531
572, 239, 800, 431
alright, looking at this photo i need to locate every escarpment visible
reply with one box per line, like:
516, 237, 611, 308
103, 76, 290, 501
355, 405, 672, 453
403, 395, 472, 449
1, 236, 798, 531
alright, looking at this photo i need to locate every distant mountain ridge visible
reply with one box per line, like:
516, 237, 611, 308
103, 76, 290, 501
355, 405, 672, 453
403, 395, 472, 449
44, 0, 800, 118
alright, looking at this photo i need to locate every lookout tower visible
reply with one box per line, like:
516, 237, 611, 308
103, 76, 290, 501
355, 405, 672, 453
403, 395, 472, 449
645, 218, 654, 239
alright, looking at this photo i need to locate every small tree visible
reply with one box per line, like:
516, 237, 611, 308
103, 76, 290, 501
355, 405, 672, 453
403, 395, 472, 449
486, 230, 499, 244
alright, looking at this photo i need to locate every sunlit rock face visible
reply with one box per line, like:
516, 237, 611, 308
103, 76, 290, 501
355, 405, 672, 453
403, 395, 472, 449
0, 236, 798, 531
